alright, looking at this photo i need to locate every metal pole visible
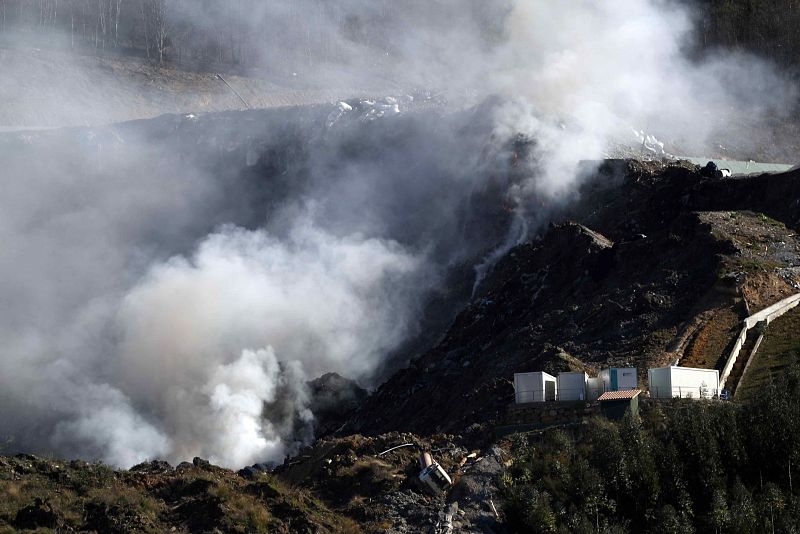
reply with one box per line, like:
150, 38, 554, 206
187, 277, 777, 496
216, 73, 250, 109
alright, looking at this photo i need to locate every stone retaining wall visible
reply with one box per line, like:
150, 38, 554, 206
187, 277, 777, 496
502, 401, 599, 427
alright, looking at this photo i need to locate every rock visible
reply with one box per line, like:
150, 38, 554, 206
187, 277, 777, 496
83, 500, 152, 534
307, 372, 368, 436
130, 460, 173, 473
14, 498, 61, 530
238, 466, 259, 479
239, 462, 276, 478
447, 446, 507, 533
192, 457, 211, 469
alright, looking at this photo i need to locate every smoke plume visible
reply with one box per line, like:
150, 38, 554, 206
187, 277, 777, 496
0, 0, 796, 467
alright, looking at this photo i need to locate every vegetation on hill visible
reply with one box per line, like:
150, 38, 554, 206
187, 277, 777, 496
737, 306, 800, 401
691, 0, 800, 70
2, 0, 799, 74
0, 457, 359, 533
500, 365, 800, 533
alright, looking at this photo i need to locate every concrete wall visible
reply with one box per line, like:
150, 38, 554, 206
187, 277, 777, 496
720, 292, 800, 388
720, 325, 749, 388
502, 401, 599, 429
746, 293, 800, 328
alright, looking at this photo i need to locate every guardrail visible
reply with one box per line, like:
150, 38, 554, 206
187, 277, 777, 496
649, 386, 728, 400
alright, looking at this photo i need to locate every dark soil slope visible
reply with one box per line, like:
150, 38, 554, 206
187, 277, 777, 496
349, 163, 800, 436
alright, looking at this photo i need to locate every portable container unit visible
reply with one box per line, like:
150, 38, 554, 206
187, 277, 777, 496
513, 372, 557, 403
648, 366, 720, 399
586, 376, 603, 401
599, 368, 638, 392
557, 372, 589, 401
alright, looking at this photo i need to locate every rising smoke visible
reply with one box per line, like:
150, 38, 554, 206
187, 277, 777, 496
0, 0, 796, 467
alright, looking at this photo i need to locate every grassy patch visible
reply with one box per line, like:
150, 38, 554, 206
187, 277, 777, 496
758, 213, 786, 228
737, 307, 800, 401
728, 257, 783, 274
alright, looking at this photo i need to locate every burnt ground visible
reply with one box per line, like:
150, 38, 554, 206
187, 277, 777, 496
347, 162, 800, 438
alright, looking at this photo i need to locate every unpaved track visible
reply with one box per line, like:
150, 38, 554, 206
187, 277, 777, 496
0, 47, 356, 129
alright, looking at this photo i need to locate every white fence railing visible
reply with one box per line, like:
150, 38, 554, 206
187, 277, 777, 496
649, 386, 727, 400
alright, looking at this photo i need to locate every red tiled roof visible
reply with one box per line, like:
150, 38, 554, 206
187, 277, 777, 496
597, 389, 642, 401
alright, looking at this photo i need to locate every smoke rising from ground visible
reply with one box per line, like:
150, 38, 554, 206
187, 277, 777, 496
0, 0, 796, 467
112, 222, 427, 466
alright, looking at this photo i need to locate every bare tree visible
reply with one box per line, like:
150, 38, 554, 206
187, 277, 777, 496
97, 0, 106, 48
138, 0, 149, 58
113, 0, 122, 47
148, 0, 168, 64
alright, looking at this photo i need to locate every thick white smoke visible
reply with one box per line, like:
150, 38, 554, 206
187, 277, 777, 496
0, 0, 796, 468
490, 0, 796, 199
110, 222, 426, 466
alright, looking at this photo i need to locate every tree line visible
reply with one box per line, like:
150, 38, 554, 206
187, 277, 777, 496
691, 0, 800, 68
0, 0, 319, 69
0, 1, 797, 73
0, 0, 487, 73
500, 363, 800, 533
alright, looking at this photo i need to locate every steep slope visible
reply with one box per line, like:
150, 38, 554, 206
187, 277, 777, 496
349, 162, 800, 436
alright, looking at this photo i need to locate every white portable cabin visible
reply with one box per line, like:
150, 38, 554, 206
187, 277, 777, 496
587, 376, 603, 401
648, 366, 720, 399
599, 368, 638, 392
513, 372, 557, 403
557, 372, 589, 401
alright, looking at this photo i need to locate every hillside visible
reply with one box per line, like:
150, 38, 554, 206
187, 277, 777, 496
1, 130, 799, 532
4, 0, 800, 531
349, 161, 800, 436
736, 306, 800, 401
0, 47, 346, 129
0, 454, 359, 533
